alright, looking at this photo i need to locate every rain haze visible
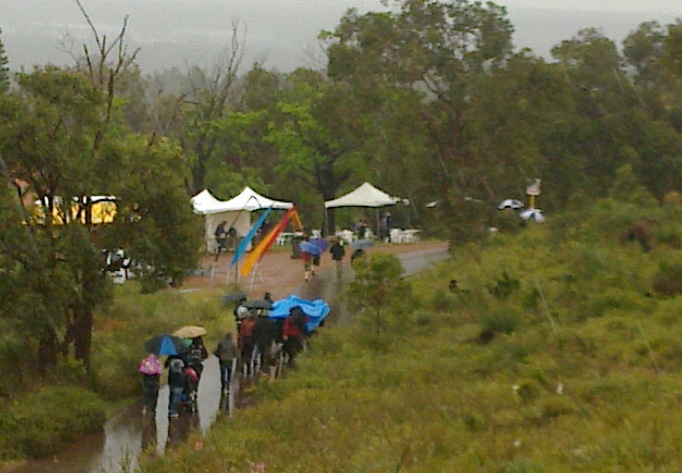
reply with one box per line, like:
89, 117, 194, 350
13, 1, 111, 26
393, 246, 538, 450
1, 0, 680, 74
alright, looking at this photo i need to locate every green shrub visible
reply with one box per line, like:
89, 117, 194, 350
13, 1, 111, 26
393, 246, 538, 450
481, 307, 521, 335
462, 411, 486, 432
539, 396, 576, 419
429, 288, 458, 312
585, 288, 650, 319
487, 271, 521, 299
655, 223, 682, 249
652, 258, 682, 296
515, 379, 542, 405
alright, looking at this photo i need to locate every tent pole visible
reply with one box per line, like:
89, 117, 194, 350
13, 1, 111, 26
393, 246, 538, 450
249, 261, 260, 292
376, 208, 380, 241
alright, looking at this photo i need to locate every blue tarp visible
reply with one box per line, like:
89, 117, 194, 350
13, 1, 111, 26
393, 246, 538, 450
269, 295, 330, 332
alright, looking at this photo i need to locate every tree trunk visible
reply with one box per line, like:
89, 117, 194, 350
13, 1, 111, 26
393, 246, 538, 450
326, 208, 336, 236
37, 329, 59, 372
73, 306, 93, 368
72, 269, 99, 369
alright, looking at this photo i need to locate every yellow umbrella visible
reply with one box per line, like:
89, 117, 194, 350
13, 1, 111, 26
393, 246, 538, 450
173, 325, 207, 338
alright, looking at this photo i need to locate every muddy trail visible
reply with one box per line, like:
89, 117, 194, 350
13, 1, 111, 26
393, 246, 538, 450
8, 242, 448, 473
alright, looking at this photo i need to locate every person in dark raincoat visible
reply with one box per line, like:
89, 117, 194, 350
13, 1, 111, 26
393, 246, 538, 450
214, 332, 239, 392
329, 239, 346, 280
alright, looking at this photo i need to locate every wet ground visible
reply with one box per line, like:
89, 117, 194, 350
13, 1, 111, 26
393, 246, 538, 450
8, 242, 448, 473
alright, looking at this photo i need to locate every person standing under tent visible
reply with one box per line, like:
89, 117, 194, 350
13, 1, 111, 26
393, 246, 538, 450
380, 211, 393, 242
355, 218, 368, 239
214, 221, 228, 260
226, 226, 238, 251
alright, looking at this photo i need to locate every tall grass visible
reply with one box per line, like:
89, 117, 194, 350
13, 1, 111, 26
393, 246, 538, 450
136, 197, 682, 472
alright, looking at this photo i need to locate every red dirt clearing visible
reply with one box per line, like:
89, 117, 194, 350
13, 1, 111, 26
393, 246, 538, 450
181, 240, 448, 300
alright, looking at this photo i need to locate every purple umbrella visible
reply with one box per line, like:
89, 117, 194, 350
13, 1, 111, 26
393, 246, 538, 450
300, 241, 322, 256
309, 238, 329, 252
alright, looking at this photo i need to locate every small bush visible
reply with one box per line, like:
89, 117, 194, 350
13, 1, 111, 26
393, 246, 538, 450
652, 259, 682, 296
515, 380, 542, 405
429, 288, 458, 312
481, 307, 521, 335
487, 271, 521, 299
585, 288, 650, 318
462, 411, 486, 432
540, 396, 576, 419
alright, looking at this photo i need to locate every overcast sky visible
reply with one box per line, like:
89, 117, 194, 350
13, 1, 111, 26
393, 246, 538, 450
2, 0, 680, 73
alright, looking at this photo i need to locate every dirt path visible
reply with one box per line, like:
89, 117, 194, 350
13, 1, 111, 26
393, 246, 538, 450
183, 240, 449, 300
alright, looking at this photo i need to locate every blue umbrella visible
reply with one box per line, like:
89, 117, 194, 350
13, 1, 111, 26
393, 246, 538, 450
300, 241, 322, 256
269, 295, 330, 333
144, 334, 186, 356
309, 238, 329, 252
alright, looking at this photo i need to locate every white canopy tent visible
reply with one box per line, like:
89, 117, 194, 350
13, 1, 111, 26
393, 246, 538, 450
191, 187, 293, 253
324, 182, 401, 208
324, 182, 403, 239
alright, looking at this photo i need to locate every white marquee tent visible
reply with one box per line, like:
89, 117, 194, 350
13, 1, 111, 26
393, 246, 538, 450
324, 182, 401, 208
192, 187, 293, 253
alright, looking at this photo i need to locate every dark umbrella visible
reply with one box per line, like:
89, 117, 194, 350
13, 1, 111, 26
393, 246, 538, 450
350, 239, 375, 250
300, 241, 322, 256
222, 290, 247, 305
144, 334, 186, 356
309, 238, 329, 252
244, 299, 273, 310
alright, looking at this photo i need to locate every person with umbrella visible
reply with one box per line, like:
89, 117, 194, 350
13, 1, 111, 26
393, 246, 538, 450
233, 296, 249, 332
173, 326, 209, 379
138, 353, 163, 416
282, 306, 309, 368
299, 240, 322, 282
165, 354, 187, 419
187, 336, 208, 380
143, 333, 189, 418
350, 248, 366, 266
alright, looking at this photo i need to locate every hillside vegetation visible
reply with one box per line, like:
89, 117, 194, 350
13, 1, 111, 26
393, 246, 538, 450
139, 194, 682, 472
1, 0, 682, 467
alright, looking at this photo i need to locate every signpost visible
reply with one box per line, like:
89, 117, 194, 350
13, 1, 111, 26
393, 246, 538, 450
526, 178, 541, 209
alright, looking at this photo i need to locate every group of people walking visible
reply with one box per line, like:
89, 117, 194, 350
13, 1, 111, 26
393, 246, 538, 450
233, 295, 310, 378
139, 336, 209, 419
138, 297, 310, 420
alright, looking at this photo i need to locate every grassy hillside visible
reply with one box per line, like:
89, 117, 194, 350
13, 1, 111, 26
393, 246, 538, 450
140, 196, 682, 472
